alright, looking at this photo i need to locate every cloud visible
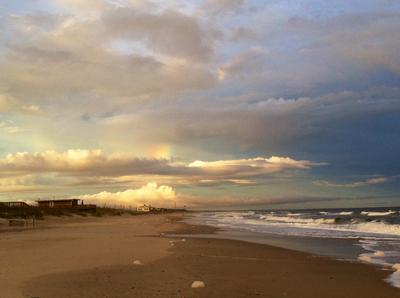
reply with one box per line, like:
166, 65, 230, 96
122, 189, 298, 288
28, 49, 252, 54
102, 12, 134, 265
203, 0, 246, 14
212, 11, 400, 97
0, 173, 61, 193
0, 149, 169, 176
103, 8, 215, 62
21, 105, 41, 113
314, 176, 391, 188
0, 121, 25, 134
56, 0, 108, 10
0, 93, 42, 115
102, 87, 400, 156
218, 47, 271, 80
77, 182, 177, 207
325, 13, 400, 73
230, 27, 258, 42
75, 183, 342, 208
0, 93, 18, 112
188, 156, 321, 178
0, 149, 321, 187
0, 7, 217, 103
0, 176, 40, 193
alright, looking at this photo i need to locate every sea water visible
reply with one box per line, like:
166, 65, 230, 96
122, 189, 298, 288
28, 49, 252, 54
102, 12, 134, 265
188, 207, 400, 288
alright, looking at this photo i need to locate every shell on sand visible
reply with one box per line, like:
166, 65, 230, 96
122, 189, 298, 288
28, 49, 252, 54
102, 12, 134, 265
191, 281, 205, 288
133, 260, 144, 265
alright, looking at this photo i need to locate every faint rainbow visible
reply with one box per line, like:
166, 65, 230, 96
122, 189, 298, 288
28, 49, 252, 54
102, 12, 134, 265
151, 144, 173, 159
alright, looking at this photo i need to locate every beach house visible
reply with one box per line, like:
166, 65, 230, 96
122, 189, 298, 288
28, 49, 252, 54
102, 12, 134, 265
137, 204, 151, 212
37, 199, 81, 208
37, 199, 97, 211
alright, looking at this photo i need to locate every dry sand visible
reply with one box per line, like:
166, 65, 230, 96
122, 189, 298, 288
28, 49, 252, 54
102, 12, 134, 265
0, 214, 179, 298
0, 214, 399, 297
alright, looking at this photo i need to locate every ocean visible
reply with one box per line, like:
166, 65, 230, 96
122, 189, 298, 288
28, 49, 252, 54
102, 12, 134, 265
187, 207, 400, 288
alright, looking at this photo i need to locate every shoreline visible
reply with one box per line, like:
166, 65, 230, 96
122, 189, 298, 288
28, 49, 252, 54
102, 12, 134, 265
0, 213, 398, 297
173, 215, 400, 289
186, 209, 400, 289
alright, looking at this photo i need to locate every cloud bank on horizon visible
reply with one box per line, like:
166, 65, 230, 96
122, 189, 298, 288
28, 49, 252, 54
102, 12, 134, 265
0, 0, 399, 208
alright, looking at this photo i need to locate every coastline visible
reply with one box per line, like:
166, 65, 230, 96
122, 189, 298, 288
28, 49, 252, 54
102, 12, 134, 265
0, 213, 398, 297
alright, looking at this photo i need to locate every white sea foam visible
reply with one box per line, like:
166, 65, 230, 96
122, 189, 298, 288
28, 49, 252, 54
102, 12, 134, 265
373, 251, 385, 257
255, 216, 400, 236
359, 253, 400, 288
319, 211, 353, 215
352, 222, 400, 236
223, 211, 398, 238
393, 264, 400, 271
198, 212, 400, 238
258, 215, 335, 225
360, 253, 390, 266
361, 210, 396, 216
339, 211, 354, 215
386, 270, 400, 288
251, 215, 400, 237
287, 213, 302, 217
358, 255, 372, 262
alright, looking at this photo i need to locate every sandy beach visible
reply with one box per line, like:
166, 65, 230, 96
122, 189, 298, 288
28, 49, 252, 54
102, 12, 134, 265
0, 214, 399, 298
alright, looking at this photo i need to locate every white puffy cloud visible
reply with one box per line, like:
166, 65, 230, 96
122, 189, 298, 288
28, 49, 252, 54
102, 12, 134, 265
77, 182, 177, 207
1, 149, 110, 173
0, 149, 320, 178
0, 149, 321, 191
314, 177, 390, 188
188, 156, 320, 178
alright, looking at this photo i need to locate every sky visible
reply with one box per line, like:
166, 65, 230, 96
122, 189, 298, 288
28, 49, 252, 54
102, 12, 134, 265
0, 0, 399, 209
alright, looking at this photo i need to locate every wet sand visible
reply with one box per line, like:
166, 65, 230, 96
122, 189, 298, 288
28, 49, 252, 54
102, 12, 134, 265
0, 214, 399, 297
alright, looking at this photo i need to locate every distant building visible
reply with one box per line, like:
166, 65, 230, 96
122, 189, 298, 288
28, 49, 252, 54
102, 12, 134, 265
37, 199, 80, 209
137, 204, 151, 212
0, 201, 31, 208
36, 199, 96, 210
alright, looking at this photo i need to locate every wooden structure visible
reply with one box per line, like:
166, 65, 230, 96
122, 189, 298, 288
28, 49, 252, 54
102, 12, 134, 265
36, 199, 96, 211
37, 199, 80, 209
0, 201, 31, 208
